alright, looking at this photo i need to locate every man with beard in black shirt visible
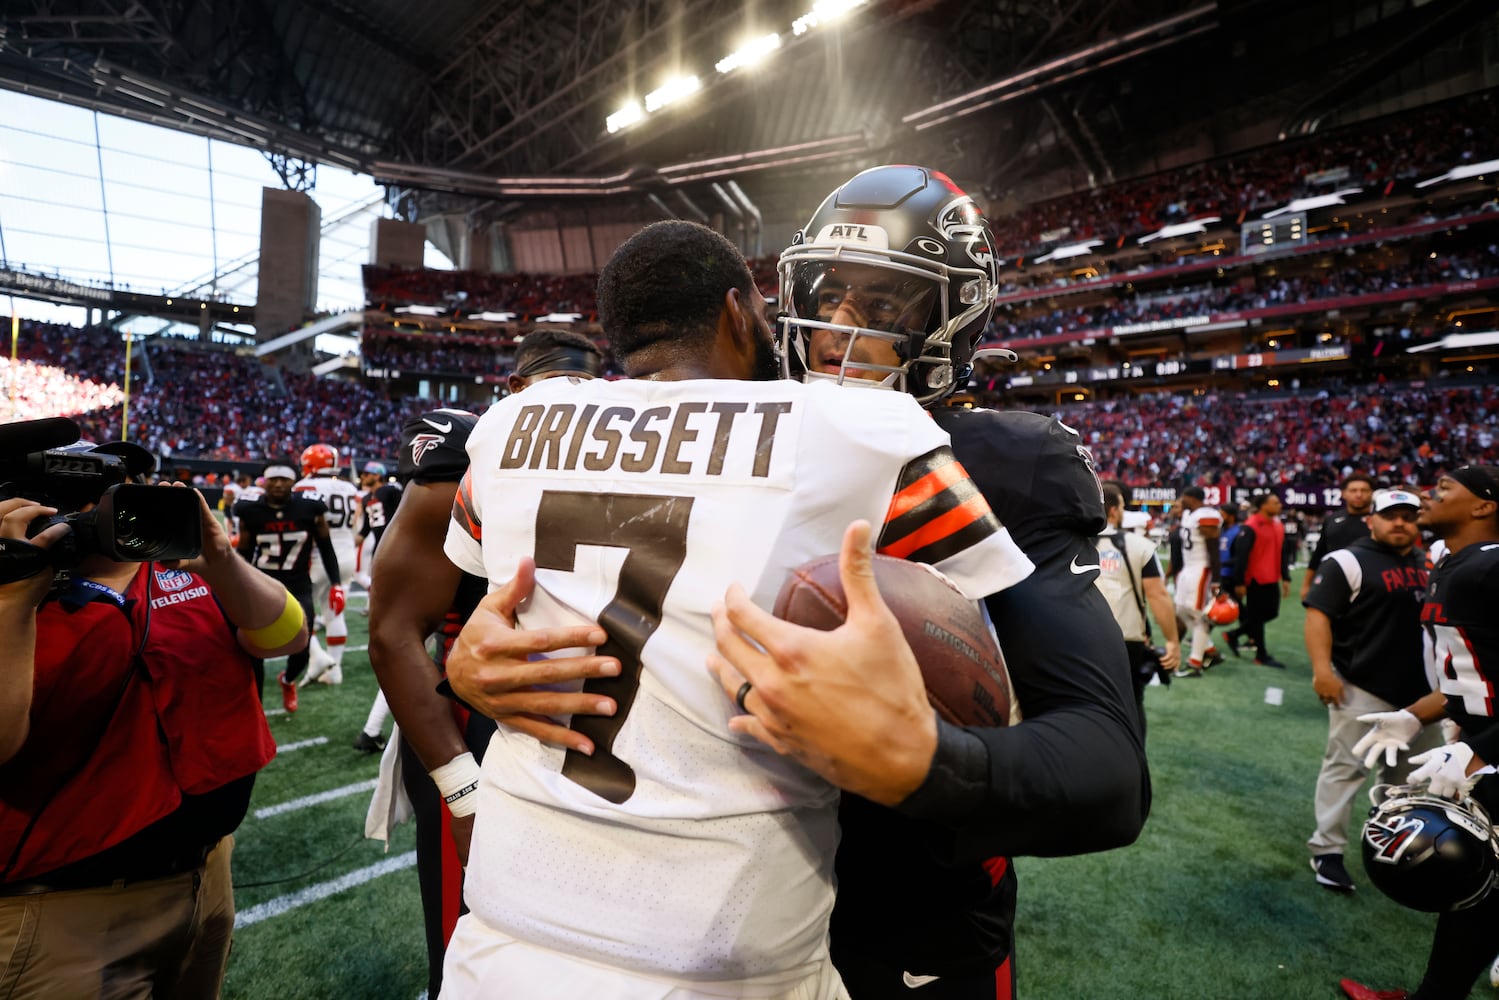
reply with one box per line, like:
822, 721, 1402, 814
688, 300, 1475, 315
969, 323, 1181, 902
1302, 487, 1439, 894
1342, 466, 1499, 1000
1303, 473, 1375, 600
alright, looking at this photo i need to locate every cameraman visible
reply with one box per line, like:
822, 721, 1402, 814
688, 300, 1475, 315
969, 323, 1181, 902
0, 443, 306, 999
1094, 483, 1180, 735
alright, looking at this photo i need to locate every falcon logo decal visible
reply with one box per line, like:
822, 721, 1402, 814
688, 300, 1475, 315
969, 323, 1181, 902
410, 433, 445, 466
1365, 813, 1426, 864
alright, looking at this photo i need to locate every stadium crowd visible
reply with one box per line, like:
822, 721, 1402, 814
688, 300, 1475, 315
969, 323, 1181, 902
8, 320, 424, 462
988, 89, 1499, 255
1062, 381, 1499, 490
364, 266, 599, 319
989, 245, 1499, 341
0, 356, 124, 423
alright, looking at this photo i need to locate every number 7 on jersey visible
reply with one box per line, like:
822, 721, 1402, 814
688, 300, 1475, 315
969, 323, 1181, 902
533, 491, 694, 804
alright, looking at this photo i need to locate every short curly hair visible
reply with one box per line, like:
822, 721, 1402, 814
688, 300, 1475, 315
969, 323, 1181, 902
513, 327, 602, 374
597, 221, 755, 367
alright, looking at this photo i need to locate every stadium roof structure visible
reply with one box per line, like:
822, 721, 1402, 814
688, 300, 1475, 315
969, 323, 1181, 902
2, 0, 1495, 224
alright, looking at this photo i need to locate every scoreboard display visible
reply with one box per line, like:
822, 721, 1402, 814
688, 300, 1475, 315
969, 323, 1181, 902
1241, 213, 1307, 254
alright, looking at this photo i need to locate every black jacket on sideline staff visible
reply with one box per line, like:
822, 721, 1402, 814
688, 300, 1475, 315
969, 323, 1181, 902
1302, 536, 1430, 707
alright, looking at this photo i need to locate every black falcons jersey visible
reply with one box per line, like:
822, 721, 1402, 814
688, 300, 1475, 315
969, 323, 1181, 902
933, 406, 1107, 560
831, 405, 1145, 987
397, 407, 489, 666
361, 483, 405, 546
234, 496, 327, 582
398, 408, 479, 485
1424, 540, 1499, 763
1308, 510, 1372, 572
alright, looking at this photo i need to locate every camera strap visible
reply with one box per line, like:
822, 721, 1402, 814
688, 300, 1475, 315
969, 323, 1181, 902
1105, 531, 1152, 642
0, 537, 53, 585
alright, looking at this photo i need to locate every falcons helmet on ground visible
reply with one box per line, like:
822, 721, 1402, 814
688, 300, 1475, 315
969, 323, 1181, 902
1361, 784, 1499, 912
778, 164, 1000, 405
301, 443, 339, 477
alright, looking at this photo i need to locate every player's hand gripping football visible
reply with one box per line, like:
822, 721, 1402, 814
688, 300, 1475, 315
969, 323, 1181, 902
1352, 709, 1421, 769
329, 585, 346, 616
446, 557, 623, 754
708, 519, 938, 807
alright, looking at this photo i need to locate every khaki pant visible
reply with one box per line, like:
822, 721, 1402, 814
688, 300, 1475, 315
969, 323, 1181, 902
1307, 683, 1443, 856
0, 837, 235, 1000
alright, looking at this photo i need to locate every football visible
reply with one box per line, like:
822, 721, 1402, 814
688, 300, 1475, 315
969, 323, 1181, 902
773, 554, 1012, 728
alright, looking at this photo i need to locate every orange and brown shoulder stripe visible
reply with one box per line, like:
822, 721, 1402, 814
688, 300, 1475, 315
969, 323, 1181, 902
877, 445, 1001, 565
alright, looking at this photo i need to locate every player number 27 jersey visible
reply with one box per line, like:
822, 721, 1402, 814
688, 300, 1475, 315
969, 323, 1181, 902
443, 376, 1032, 984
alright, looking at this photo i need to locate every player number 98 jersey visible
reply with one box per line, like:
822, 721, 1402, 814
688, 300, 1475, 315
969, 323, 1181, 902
294, 475, 362, 545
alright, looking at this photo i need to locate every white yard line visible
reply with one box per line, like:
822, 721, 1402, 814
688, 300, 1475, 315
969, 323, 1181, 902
276, 736, 329, 753
253, 779, 378, 820
264, 708, 286, 717
234, 851, 416, 928
264, 643, 367, 664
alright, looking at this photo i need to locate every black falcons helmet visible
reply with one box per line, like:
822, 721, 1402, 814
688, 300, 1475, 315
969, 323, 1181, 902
778, 165, 999, 406
1361, 784, 1499, 912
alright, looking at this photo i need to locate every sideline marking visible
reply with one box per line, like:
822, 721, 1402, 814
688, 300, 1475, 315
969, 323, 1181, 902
265, 643, 367, 664
253, 779, 378, 820
277, 736, 329, 753
234, 851, 416, 928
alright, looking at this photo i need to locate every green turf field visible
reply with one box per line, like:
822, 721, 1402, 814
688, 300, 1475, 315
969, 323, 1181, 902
222, 574, 1489, 1000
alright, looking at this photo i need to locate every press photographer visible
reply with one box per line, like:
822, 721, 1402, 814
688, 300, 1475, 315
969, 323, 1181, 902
0, 417, 308, 999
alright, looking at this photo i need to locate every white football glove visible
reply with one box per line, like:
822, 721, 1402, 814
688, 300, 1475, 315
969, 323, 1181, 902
1353, 710, 1423, 770
1407, 742, 1477, 800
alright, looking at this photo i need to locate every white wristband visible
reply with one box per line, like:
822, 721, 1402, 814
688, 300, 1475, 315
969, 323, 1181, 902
429, 752, 482, 818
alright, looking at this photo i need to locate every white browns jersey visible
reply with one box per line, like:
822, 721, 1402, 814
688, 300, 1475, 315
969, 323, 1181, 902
443, 376, 1032, 986
1177, 505, 1222, 572
294, 474, 362, 549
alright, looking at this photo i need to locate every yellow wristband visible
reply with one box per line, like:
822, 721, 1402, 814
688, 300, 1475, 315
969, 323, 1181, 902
242, 591, 305, 649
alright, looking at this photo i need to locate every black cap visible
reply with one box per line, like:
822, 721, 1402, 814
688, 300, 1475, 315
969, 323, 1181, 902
1182, 485, 1206, 501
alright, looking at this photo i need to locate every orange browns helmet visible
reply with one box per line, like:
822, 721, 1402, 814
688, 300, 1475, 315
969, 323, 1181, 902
301, 443, 339, 477
1207, 592, 1240, 626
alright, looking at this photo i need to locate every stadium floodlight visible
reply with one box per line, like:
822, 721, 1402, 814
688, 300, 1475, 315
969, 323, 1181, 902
1416, 158, 1499, 188
644, 76, 701, 113
792, 0, 868, 36
606, 101, 645, 134
716, 33, 782, 75
1136, 217, 1222, 245
1261, 190, 1362, 218
1033, 240, 1105, 263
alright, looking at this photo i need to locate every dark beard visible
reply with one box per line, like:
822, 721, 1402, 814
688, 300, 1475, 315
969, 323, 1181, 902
751, 331, 782, 382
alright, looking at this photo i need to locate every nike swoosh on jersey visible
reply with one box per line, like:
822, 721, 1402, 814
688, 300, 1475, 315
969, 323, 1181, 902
902, 972, 940, 988
423, 417, 454, 433
1069, 556, 1101, 575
